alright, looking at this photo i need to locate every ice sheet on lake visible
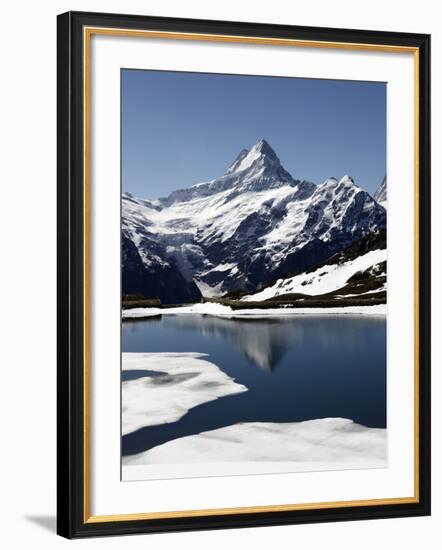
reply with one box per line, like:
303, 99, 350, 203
123, 418, 386, 469
123, 302, 386, 320
122, 352, 247, 435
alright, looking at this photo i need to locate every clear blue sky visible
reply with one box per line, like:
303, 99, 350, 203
122, 69, 386, 199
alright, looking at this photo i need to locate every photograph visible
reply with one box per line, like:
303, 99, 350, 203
54, 9, 431, 538
120, 69, 388, 479
0, 0, 435, 543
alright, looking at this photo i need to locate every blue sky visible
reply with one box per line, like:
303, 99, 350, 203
122, 69, 386, 198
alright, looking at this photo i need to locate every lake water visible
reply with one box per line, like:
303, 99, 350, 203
122, 314, 386, 457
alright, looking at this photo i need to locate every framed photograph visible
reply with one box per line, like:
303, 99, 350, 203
57, 11, 431, 538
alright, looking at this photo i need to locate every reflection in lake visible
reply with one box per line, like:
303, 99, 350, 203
171, 315, 297, 372
122, 314, 386, 456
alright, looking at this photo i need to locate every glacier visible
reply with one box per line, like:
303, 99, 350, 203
122, 139, 386, 303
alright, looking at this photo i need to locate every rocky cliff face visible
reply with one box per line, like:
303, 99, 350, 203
122, 139, 386, 303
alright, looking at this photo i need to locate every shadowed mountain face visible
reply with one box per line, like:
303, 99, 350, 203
122, 139, 386, 303
122, 234, 201, 304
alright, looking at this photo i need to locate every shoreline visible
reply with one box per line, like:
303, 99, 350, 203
122, 302, 387, 320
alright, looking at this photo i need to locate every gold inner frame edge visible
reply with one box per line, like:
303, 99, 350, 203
82, 26, 420, 524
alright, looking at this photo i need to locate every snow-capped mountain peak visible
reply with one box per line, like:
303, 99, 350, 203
333, 175, 361, 191
374, 175, 387, 205
315, 175, 366, 203
226, 148, 250, 174
246, 137, 279, 162
160, 139, 298, 205
122, 141, 386, 302
227, 139, 280, 173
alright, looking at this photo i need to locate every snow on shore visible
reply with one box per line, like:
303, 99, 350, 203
123, 418, 386, 468
122, 352, 247, 435
242, 249, 386, 302
123, 302, 386, 320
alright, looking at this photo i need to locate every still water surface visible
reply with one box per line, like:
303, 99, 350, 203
122, 314, 386, 456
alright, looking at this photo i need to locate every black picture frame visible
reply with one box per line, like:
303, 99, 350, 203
57, 10, 431, 539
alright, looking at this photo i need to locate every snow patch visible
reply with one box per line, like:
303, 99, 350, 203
242, 249, 387, 302
122, 139, 385, 298
122, 302, 387, 320
123, 418, 386, 467
122, 352, 247, 435
374, 175, 387, 204
194, 279, 224, 298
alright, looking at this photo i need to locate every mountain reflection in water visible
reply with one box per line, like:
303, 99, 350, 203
170, 315, 295, 372
123, 313, 385, 373
122, 314, 386, 455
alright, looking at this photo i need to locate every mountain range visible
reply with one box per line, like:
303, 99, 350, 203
374, 175, 387, 206
122, 139, 386, 304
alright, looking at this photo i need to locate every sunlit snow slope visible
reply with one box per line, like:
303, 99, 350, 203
122, 139, 386, 302
242, 249, 386, 302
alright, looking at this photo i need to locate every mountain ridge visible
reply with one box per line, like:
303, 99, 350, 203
374, 175, 387, 204
157, 139, 307, 207
122, 139, 386, 303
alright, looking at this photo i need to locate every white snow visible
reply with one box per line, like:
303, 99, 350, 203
261, 175, 382, 269
122, 302, 386, 320
122, 139, 385, 297
193, 279, 225, 298
123, 418, 386, 468
242, 249, 387, 302
340, 283, 387, 298
262, 179, 346, 258
203, 262, 237, 273
374, 175, 387, 204
124, 182, 298, 249
230, 145, 261, 173
122, 352, 247, 435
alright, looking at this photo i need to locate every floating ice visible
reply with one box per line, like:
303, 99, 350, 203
122, 352, 247, 435
123, 417, 386, 468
